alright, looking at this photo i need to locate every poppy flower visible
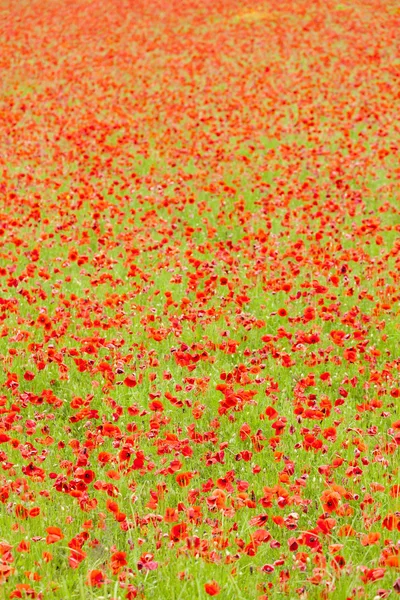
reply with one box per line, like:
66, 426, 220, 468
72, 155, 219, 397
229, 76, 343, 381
124, 375, 137, 388
119, 448, 133, 462
106, 500, 119, 513
204, 581, 221, 596
69, 547, 87, 569
360, 568, 385, 583
46, 527, 64, 544
110, 551, 128, 574
382, 514, 399, 531
361, 532, 380, 546
15, 505, 28, 519
164, 507, 179, 522
169, 523, 188, 542
316, 516, 336, 534
303, 307, 316, 321
137, 553, 158, 571
331, 555, 346, 570
98, 451, 113, 465
302, 531, 321, 550
16, 541, 30, 553
249, 514, 269, 526
338, 524, 357, 537
383, 555, 399, 568
76, 469, 95, 484
320, 489, 341, 513
176, 472, 194, 487
10, 584, 36, 598
23, 371, 35, 381
86, 569, 108, 587
390, 485, 400, 498
261, 564, 275, 573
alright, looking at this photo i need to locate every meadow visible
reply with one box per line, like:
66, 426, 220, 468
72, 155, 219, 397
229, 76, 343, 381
0, 0, 399, 598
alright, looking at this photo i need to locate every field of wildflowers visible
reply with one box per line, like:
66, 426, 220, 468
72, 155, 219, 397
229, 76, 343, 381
0, 0, 399, 598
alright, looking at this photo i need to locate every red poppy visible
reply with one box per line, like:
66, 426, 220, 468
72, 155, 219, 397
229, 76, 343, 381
69, 547, 87, 569
164, 507, 179, 522
23, 371, 35, 381
16, 541, 30, 553
360, 568, 385, 583
137, 553, 158, 571
390, 485, 400, 498
338, 524, 356, 537
124, 375, 137, 388
98, 451, 113, 464
170, 523, 188, 542
176, 472, 194, 487
76, 469, 95, 484
382, 514, 400, 531
320, 490, 341, 513
361, 532, 380, 546
10, 584, 36, 598
204, 581, 221, 596
46, 527, 64, 544
110, 551, 127, 574
331, 555, 346, 570
15, 505, 28, 519
303, 306, 316, 322
86, 569, 108, 587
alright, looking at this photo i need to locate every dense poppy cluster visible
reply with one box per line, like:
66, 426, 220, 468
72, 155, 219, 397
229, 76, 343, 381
0, 0, 399, 598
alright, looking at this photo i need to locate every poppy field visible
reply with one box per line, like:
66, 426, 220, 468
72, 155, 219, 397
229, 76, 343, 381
1, 0, 400, 598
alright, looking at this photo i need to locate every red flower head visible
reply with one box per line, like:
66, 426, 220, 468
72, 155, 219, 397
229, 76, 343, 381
86, 569, 108, 587
204, 581, 221, 596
